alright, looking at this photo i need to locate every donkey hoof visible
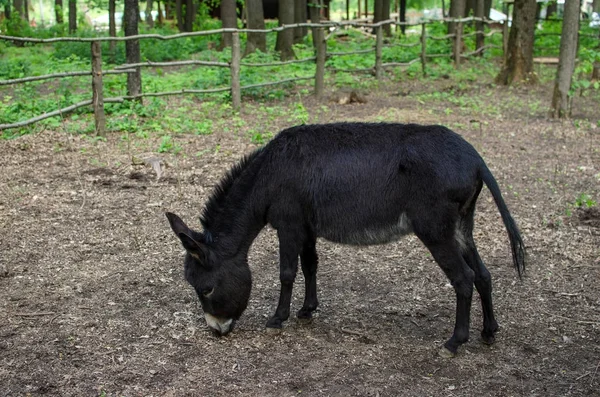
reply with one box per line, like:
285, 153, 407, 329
438, 346, 456, 359
297, 309, 313, 321
481, 333, 496, 345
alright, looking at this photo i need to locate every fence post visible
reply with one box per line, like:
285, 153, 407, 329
230, 31, 241, 111
420, 22, 427, 76
454, 20, 463, 68
91, 41, 105, 137
375, 25, 383, 80
315, 27, 326, 97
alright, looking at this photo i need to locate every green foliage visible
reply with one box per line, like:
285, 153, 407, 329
574, 193, 597, 208
0, 12, 33, 38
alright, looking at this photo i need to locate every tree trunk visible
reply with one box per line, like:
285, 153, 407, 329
550, 0, 580, 118
24, 0, 29, 21
294, 0, 307, 43
4, 2, 11, 20
244, 0, 266, 55
484, 0, 491, 18
124, 0, 142, 98
309, 0, 321, 50
55, 0, 63, 24
146, 0, 154, 28
373, 0, 382, 33
475, 0, 484, 55
109, 0, 116, 61
382, 0, 391, 36
399, 0, 406, 34
219, 0, 237, 50
275, 0, 295, 60
373, 0, 390, 35
184, 0, 194, 32
176, 0, 183, 31
68, 0, 76, 33
157, 0, 164, 26
13, 0, 25, 19
546, 1, 557, 19
465, 0, 474, 16
495, 0, 537, 85
593, 0, 600, 12
448, 0, 466, 35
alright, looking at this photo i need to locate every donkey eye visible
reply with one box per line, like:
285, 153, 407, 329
203, 288, 214, 298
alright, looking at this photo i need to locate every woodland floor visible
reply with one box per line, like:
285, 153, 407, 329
1, 73, 600, 397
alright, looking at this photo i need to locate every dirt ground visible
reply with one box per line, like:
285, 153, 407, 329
1, 77, 599, 397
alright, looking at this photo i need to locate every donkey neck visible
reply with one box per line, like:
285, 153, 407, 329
200, 150, 267, 258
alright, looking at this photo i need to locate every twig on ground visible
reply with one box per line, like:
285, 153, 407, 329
591, 360, 600, 386
341, 327, 365, 337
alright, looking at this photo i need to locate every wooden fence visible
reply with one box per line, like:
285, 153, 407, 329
0, 17, 505, 134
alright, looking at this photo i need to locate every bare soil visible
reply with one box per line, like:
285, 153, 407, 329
1, 78, 599, 397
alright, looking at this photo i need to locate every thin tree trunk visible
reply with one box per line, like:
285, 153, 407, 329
176, 0, 183, 31
309, 0, 321, 50
294, 0, 307, 43
495, 0, 538, 85
219, 0, 236, 49
550, 0, 580, 118
475, 0, 484, 55
373, 0, 382, 33
382, 0, 391, 36
109, 0, 116, 61
244, 0, 266, 55
399, 0, 406, 34
275, 0, 295, 60
184, 0, 194, 32
124, 0, 142, 99
546, 1, 557, 19
448, 0, 466, 35
157, 0, 164, 26
146, 0, 154, 28
24, 0, 29, 21
4, 3, 11, 20
55, 0, 63, 24
68, 0, 76, 33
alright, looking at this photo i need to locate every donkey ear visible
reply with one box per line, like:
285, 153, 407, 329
166, 212, 210, 264
177, 232, 209, 262
166, 212, 190, 236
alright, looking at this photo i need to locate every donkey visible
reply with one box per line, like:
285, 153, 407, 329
166, 122, 525, 357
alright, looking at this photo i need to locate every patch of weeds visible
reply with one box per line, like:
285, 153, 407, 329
574, 193, 597, 209
194, 120, 214, 135
158, 135, 182, 154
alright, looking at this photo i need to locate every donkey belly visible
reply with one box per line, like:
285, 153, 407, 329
317, 212, 413, 246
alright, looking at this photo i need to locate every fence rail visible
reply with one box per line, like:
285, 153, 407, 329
0, 17, 514, 133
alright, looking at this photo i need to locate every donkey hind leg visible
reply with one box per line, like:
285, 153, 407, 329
297, 235, 319, 321
458, 210, 499, 345
424, 239, 475, 357
266, 227, 305, 330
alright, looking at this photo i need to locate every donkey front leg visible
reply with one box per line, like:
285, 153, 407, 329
266, 228, 304, 330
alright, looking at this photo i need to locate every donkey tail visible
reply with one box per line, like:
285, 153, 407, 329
480, 166, 526, 278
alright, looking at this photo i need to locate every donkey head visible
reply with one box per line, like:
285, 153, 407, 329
166, 212, 252, 336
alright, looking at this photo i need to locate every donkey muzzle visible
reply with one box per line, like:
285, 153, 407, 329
204, 313, 234, 336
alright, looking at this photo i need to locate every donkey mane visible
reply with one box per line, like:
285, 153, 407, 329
200, 147, 265, 237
